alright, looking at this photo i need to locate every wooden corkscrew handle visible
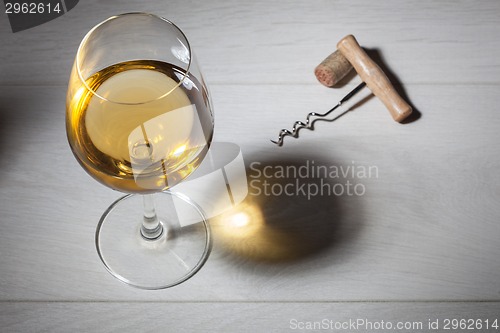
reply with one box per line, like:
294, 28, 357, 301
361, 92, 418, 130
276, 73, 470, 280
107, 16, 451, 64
337, 35, 412, 122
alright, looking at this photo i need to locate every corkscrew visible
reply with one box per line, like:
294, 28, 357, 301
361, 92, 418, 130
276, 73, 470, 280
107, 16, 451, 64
271, 82, 366, 146
271, 35, 413, 146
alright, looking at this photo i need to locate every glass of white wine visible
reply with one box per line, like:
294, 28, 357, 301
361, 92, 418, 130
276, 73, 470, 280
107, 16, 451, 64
66, 13, 214, 289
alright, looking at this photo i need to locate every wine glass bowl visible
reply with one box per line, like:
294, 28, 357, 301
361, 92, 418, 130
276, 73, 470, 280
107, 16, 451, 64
66, 13, 214, 289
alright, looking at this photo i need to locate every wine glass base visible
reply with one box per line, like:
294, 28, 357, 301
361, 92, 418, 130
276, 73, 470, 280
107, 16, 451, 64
96, 191, 211, 290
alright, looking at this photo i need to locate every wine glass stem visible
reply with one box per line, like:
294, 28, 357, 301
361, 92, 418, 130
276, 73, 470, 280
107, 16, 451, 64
141, 194, 164, 240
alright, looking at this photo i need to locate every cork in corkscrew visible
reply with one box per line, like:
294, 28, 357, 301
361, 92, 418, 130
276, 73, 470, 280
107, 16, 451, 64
314, 50, 353, 87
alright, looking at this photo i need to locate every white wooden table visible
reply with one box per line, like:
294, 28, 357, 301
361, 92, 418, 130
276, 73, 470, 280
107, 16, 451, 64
1, 1, 499, 332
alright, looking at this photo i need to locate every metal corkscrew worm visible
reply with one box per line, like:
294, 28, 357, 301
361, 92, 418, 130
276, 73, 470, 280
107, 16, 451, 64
270, 82, 366, 146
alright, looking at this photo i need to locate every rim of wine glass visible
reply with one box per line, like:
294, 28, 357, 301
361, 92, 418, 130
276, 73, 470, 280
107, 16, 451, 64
76, 12, 193, 105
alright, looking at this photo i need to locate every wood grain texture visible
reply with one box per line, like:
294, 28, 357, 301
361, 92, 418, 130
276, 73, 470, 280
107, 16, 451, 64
1, 302, 499, 332
1, 0, 500, 331
0, 83, 499, 302
1, 0, 500, 86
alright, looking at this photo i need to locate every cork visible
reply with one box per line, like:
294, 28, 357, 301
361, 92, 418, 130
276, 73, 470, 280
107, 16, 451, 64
314, 49, 353, 87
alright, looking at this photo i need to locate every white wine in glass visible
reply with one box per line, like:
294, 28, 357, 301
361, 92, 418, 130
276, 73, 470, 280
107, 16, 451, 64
68, 60, 213, 193
66, 13, 214, 289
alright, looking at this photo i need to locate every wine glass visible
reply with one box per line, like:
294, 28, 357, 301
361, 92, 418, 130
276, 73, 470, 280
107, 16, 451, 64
66, 13, 214, 289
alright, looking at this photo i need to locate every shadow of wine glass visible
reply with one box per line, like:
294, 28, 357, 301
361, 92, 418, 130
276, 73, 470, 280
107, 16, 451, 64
0, 110, 6, 155
0, 101, 18, 183
210, 149, 366, 266
0, 90, 69, 190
